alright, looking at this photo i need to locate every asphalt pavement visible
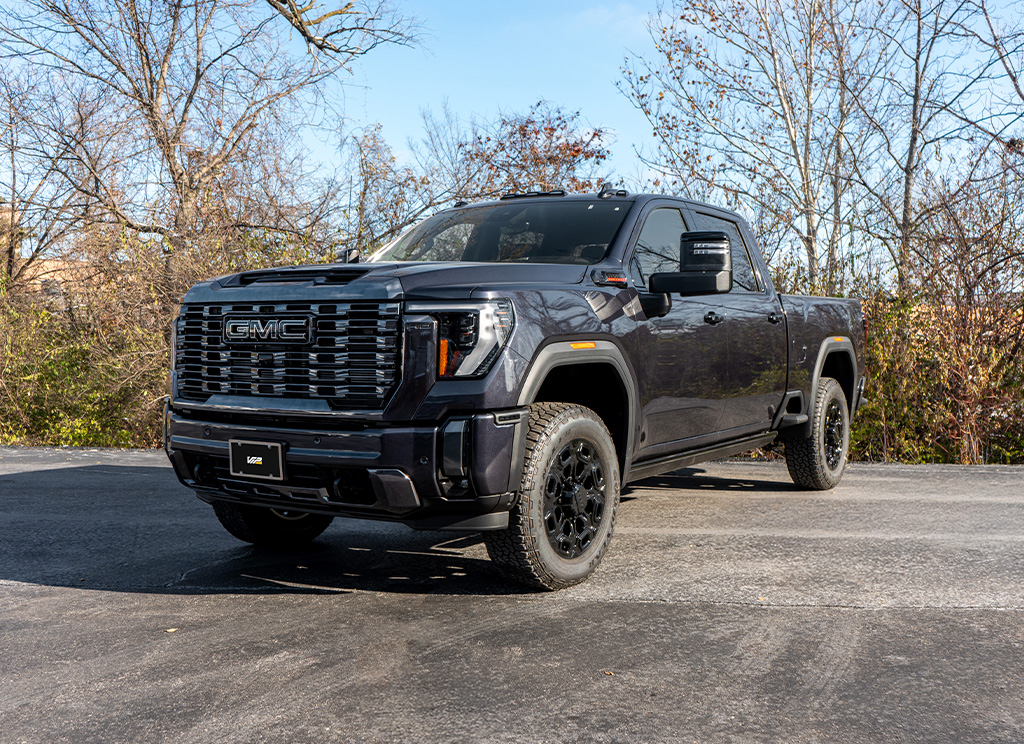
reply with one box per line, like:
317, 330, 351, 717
1, 447, 1022, 743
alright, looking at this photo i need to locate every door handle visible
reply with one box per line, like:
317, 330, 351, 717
767, 312, 784, 324
704, 311, 725, 326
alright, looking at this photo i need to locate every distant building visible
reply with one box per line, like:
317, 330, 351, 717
1, 204, 93, 296
19, 258, 92, 297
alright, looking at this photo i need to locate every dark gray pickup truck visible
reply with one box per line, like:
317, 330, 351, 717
165, 190, 866, 589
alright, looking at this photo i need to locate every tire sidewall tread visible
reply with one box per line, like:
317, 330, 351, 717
484, 402, 621, 591
785, 377, 850, 490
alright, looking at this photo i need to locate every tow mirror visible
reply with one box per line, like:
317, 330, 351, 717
638, 292, 672, 318
337, 246, 361, 264
681, 231, 731, 271
648, 231, 733, 296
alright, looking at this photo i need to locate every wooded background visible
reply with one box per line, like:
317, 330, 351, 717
1, 0, 1022, 463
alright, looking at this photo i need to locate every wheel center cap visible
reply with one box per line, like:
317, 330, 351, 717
566, 483, 588, 515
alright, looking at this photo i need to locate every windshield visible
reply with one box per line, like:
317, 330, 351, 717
369, 200, 631, 264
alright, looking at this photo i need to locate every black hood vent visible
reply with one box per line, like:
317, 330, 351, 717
229, 267, 371, 287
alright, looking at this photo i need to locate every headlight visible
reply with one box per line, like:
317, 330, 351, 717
406, 300, 515, 379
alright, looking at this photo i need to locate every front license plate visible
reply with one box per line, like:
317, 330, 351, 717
229, 440, 284, 481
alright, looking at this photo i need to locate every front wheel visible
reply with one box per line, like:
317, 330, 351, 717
784, 377, 850, 490
211, 501, 334, 548
484, 402, 620, 591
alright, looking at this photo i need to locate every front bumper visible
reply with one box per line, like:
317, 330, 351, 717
164, 404, 528, 531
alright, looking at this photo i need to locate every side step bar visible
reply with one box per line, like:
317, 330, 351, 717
627, 432, 777, 484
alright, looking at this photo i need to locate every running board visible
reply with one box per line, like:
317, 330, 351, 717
627, 432, 777, 484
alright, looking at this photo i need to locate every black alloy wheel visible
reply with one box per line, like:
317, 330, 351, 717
823, 399, 845, 470
543, 439, 607, 559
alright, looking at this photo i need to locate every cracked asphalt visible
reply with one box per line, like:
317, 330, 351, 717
1, 447, 1022, 743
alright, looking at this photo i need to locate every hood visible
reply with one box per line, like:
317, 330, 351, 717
181, 261, 587, 304
382, 261, 587, 299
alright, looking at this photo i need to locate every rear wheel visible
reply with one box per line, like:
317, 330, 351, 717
785, 377, 850, 490
484, 402, 620, 590
211, 501, 334, 548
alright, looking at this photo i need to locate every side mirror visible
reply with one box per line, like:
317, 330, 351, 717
638, 291, 671, 319
649, 270, 731, 295
681, 231, 731, 272
647, 231, 733, 296
337, 246, 361, 264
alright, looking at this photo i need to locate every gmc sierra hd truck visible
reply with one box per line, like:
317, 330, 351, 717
165, 190, 866, 589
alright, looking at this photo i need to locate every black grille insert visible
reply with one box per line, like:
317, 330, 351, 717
175, 301, 401, 409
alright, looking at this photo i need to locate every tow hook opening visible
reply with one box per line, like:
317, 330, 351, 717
192, 458, 216, 486
439, 418, 472, 498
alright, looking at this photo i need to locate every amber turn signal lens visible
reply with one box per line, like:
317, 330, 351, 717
439, 338, 449, 377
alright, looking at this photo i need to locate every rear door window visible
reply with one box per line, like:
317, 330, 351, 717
688, 210, 761, 292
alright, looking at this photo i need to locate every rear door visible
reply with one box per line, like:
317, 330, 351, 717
685, 205, 787, 435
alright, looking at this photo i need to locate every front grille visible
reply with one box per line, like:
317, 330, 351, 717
174, 301, 401, 409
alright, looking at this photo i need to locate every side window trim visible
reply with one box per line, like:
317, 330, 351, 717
737, 220, 770, 294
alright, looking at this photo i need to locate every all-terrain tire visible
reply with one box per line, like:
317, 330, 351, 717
785, 377, 850, 490
211, 501, 334, 548
483, 402, 620, 591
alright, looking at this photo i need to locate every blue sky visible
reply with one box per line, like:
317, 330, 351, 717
340, 1, 656, 183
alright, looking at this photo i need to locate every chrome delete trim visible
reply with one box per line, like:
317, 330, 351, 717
169, 394, 386, 420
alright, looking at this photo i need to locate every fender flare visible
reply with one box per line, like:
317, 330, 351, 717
790, 337, 858, 440
515, 340, 639, 478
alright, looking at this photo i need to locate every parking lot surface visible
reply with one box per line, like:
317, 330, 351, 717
1, 447, 1022, 743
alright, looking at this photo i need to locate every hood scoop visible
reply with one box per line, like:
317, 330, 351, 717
228, 266, 372, 287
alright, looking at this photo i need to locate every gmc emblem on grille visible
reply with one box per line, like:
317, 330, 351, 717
223, 316, 312, 344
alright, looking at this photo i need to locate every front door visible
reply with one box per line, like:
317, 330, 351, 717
628, 206, 732, 456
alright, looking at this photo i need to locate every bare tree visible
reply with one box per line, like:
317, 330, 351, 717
264, 0, 415, 58
336, 124, 431, 255
622, 0, 877, 293
459, 101, 610, 197
943, 0, 1024, 149
413, 100, 611, 205
413, 102, 495, 204
0, 69, 92, 293
909, 144, 1024, 461
1, 0, 409, 255
334, 101, 613, 258
839, 0, 1005, 294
